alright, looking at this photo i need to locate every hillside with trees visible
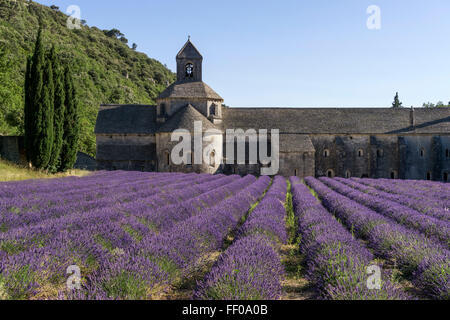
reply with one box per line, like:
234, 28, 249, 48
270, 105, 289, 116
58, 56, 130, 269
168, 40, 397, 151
0, 0, 175, 156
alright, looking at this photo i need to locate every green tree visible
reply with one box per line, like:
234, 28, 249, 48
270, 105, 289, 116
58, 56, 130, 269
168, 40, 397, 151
422, 101, 450, 108
25, 28, 45, 167
47, 46, 65, 172
35, 51, 55, 169
59, 66, 79, 171
23, 55, 33, 162
0, 44, 22, 135
25, 28, 55, 169
392, 92, 403, 108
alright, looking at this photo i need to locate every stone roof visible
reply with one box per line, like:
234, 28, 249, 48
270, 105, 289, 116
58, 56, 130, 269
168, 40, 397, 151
74, 152, 97, 171
97, 145, 155, 161
156, 81, 223, 101
94, 105, 157, 134
158, 104, 219, 133
94, 105, 450, 136
221, 107, 450, 134
402, 108, 450, 134
279, 134, 315, 152
177, 40, 203, 59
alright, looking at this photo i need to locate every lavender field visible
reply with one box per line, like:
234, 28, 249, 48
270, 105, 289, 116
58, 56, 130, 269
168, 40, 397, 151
0, 172, 448, 300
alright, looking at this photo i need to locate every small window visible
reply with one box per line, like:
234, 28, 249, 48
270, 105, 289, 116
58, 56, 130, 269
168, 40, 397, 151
420, 148, 425, 158
443, 172, 448, 182
323, 149, 330, 158
377, 149, 384, 158
345, 170, 351, 179
160, 103, 167, 116
358, 149, 364, 157
294, 169, 299, 177
209, 104, 217, 117
427, 172, 432, 181
390, 171, 398, 179
209, 150, 216, 167
446, 149, 449, 158
165, 152, 170, 166
185, 63, 194, 79
327, 169, 334, 178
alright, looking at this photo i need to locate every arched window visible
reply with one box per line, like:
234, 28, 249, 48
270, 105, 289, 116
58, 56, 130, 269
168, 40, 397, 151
209, 150, 216, 167
420, 148, 425, 158
427, 171, 432, 181
443, 172, 448, 182
165, 151, 170, 166
160, 103, 167, 116
327, 169, 334, 178
358, 149, 364, 157
323, 149, 330, 158
185, 63, 194, 79
377, 149, 384, 158
391, 171, 398, 179
209, 104, 217, 117
345, 170, 351, 179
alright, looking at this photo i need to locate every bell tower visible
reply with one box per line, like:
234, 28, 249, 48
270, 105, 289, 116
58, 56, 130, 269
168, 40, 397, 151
176, 37, 203, 82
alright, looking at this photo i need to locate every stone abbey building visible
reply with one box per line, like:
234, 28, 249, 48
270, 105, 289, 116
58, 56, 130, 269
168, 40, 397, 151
95, 40, 450, 181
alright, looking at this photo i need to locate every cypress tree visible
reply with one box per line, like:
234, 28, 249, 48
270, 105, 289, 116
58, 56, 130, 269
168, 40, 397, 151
392, 92, 403, 108
34, 53, 54, 169
60, 65, 79, 171
26, 28, 46, 167
24, 55, 33, 164
47, 46, 65, 172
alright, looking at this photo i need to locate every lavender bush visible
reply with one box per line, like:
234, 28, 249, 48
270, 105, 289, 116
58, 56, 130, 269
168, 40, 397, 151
305, 177, 449, 300
290, 177, 410, 300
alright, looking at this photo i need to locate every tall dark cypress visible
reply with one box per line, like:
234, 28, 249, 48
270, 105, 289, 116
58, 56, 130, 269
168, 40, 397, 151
34, 53, 54, 169
24, 56, 33, 164
26, 28, 46, 167
60, 65, 79, 171
48, 46, 65, 172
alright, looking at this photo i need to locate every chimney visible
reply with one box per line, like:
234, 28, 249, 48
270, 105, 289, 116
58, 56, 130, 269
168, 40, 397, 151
410, 106, 416, 128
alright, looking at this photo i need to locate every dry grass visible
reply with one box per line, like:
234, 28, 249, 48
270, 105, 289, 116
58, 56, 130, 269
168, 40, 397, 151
0, 159, 91, 182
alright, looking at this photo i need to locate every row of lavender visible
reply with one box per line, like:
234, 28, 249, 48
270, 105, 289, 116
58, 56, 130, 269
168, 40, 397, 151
0, 172, 270, 299
195, 176, 288, 300
0, 173, 227, 231
336, 178, 450, 222
290, 177, 409, 299
305, 177, 449, 300
319, 178, 450, 246
354, 178, 450, 203
353, 178, 450, 215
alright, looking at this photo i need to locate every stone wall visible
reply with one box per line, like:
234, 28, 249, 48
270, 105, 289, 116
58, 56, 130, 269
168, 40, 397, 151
0, 136, 25, 164
96, 134, 157, 171
399, 135, 450, 181
156, 132, 222, 174
310, 134, 371, 178
369, 135, 399, 179
279, 151, 315, 178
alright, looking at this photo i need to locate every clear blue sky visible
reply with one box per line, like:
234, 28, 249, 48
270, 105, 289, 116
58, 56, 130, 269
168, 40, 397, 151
37, 0, 450, 107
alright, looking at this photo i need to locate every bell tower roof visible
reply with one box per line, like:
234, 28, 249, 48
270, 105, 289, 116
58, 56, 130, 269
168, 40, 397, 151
177, 39, 203, 60
175, 38, 203, 82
